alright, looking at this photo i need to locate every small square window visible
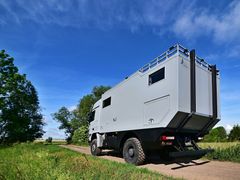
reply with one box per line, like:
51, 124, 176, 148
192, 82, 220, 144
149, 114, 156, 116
149, 67, 165, 85
103, 97, 111, 108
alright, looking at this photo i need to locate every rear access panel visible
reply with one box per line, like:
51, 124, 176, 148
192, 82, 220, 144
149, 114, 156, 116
143, 95, 170, 126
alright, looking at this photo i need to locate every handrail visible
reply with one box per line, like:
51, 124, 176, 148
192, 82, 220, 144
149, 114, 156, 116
139, 44, 211, 73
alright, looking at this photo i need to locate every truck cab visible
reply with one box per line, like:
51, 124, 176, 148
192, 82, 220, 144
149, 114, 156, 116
89, 100, 101, 135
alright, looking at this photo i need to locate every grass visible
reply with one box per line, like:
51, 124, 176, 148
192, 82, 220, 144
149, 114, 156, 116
34, 139, 67, 145
198, 142, 240, 149
0, 143, 176, 180
199, 142, 240, 163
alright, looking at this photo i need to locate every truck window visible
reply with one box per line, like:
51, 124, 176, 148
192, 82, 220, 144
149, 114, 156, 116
103, 97, 111, 108
88, 110, 95, 123
149, 67, 165, 85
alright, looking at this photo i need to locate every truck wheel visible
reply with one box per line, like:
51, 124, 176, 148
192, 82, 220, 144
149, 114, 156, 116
90, 139, 102, 156
123, 137, 145, 165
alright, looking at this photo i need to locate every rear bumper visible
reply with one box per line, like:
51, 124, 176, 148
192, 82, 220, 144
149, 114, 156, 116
169, 148, 214, 158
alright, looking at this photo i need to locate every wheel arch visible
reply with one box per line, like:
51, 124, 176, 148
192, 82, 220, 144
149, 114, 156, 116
90, 133, 97, 142
119, 131, 141, 152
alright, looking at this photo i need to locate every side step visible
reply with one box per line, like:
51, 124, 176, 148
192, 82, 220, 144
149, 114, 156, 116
169, 149, 214, 159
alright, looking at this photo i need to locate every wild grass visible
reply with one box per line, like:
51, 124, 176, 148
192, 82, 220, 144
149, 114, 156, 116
198, 142, 240, 149
199, 142, 240, 163
0, 143, 175, 180
34, 139, 67, 145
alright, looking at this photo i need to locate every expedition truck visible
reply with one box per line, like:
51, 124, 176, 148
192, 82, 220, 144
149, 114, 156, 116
88, 44, 220, 165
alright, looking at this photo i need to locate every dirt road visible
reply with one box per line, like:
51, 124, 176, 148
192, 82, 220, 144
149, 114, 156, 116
60, 145, 240, 180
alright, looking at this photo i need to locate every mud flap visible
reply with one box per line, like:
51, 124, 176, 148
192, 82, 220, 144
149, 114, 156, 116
97, 133, 106, 147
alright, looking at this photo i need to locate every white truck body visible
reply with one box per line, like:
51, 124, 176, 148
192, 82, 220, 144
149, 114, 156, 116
90, 44, 220, 134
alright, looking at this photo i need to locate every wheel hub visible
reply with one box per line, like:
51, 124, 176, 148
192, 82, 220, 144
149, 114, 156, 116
128, 148, 134, 157
92, 144, 96, 152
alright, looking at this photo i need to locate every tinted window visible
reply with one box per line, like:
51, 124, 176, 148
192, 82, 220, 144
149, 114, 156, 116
149, 67, 165, 85
88, 110, 95, 123
103, 97, 111, 108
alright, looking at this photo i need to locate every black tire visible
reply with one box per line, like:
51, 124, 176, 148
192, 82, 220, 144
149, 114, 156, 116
123, 137, 145, 165
90, 139, 102, 156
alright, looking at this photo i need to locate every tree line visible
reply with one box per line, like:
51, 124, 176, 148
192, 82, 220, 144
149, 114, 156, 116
203, 125, 240, 142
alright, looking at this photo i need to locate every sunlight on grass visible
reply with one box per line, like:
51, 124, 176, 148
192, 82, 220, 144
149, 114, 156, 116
0, 143, 176, 180
199, 142, 240, 163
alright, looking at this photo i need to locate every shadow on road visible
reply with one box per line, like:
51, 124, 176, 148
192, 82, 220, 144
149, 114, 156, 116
100, 150, 210, 170
171, 160, 210, 170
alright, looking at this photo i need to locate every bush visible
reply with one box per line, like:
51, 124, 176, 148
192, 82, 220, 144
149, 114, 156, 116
203, 126, 227, 142
229, 125, 240, 141
46, 137, 53, 143
205, 144, 240, 162
72, 125, 88, 145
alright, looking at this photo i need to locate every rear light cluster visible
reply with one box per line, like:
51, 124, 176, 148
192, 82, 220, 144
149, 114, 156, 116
160, 135, 175, 145
161, 135, 175, 141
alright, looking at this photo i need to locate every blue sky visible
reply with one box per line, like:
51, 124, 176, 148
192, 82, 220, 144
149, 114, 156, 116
0, 0, 239, 138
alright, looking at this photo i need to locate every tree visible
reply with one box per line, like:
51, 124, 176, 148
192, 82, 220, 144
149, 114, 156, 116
52, 107, 80, 143
75, 86, 111, 124
72, 125, 88, 145
0, 50, 44, 143
53, 86, 110, 143
46, 137, 53, 143
203, 126, 227, 142
229, 125, 240, 141
92, 85, 111, 101
75, 94, 95, 125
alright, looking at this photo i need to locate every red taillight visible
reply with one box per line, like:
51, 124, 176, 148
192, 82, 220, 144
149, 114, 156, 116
161, 135, 175, 141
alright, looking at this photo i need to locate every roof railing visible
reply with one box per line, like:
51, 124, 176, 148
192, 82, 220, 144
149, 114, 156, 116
139, 44, 211, 73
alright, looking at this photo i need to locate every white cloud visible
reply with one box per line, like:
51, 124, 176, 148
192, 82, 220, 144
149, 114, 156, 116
173, 0, 240, 43
225, 124, 233, 133
0, 0, 240, 45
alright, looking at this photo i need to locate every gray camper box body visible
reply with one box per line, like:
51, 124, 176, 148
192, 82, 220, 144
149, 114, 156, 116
88, 44, 220, 165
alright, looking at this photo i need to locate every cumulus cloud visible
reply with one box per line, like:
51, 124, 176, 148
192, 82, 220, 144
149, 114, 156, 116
173, 0, 240, 43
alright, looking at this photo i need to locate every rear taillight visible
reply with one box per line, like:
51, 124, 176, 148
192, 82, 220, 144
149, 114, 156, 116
161, 135, 175, 141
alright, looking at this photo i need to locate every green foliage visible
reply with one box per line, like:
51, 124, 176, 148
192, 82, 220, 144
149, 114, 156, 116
199, 142, 240, 150
53, 86, 110, 143
0, 50, 44, 144
203, 126, 227, 142
0, 143, 174, 179
74, 86, 111, 124
75, 94, 95, 124
228, 125, 240, 141
72, 125, 88, 145
204, 144, 240, 163
92, 85, 111, 101
52, 107, 80, 143
46, 137, 53, 143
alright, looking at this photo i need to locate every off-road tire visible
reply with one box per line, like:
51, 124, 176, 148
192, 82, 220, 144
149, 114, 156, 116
90, 139, 102, 156
123, 137, 145, 165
